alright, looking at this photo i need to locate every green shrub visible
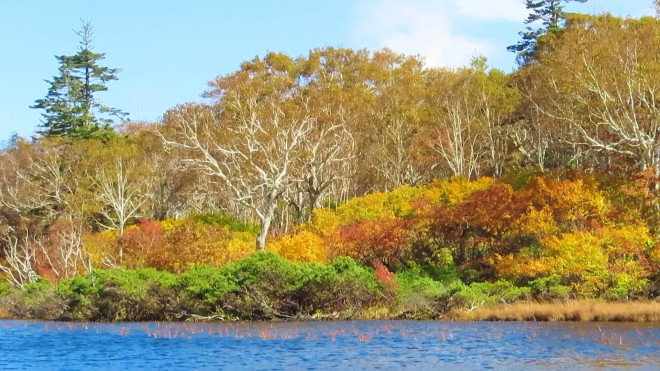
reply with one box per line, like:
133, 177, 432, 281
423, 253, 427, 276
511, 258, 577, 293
0, 281, 9, 296
331, 256, 380, 293
453, 280, 530, 309
422, 264, 461, 283
177, 265, 236, 304
393, 269, 454, 319
93, 268, 176, 296
215, 253, 382, 319
395, 269, 450, 302
529, 275, 571, 300
57, 276, 98, 320
2, 279, 64, 320
605, 273, 649, 300
57, 276, 99, 297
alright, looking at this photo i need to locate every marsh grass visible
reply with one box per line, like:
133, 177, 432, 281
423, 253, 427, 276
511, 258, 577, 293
453, 301, 660, 322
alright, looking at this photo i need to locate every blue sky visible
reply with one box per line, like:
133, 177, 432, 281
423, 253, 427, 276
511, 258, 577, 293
0, 0, 653, 142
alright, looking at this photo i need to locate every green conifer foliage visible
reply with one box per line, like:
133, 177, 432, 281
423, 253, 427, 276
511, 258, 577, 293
32, 21, 127, 140
508, 0, 588, 65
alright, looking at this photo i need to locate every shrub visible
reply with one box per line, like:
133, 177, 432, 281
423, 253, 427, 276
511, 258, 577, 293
216, 253, 382, 319
529, 275, 571, 300
177, 265, 235, 305
0, 281, 9, 296
268, 230, 329, 263
1, 279, 64, 320
193, 212, 260, 235
453, 280, 530, 309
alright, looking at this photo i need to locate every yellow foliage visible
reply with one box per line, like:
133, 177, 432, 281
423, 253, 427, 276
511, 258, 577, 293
269, 230, 329, 263
305, 208, 342, 237
541, 232, 609, 277
509, 205, 559, 237
497, 225, 654, 296
223, 231, 256, 263
335, 191, 393, 223
158, 217, 183, 233
386, 184, 425, 218
83, 229, 120, 267
650, 242, 660, 266
423, 176, 494, 207
305, 177, 496, 248
524, 177, 610, 226
495, 253, 553, 279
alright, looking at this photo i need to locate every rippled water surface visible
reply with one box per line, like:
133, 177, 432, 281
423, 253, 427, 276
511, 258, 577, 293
1, 320, 659, 369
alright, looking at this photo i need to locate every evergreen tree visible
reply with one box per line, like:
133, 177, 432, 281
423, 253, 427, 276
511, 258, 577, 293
508, 0, 588, 65
32, 21, 127, 140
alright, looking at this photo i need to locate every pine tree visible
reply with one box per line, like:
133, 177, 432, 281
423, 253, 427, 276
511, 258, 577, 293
32, 21, 127, 140
508, 0, 588, 65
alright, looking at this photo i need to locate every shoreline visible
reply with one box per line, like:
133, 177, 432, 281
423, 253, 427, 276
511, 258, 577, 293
2, 300, 660, 323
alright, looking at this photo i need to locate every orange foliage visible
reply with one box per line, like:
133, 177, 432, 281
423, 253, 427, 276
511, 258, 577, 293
85, 219, 254, 273
519, 177, 609, 230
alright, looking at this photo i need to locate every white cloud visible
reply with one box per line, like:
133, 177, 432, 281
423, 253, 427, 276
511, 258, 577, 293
352, 0, 524, 68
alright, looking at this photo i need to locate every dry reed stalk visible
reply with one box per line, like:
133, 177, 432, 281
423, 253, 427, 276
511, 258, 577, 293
452, 301, 660, 322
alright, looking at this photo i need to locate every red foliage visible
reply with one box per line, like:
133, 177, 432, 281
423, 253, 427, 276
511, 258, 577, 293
457, 183, 527, 236
338, 217, 411, 269
120, 219, 165, 268
425, 184, 528, 267
373, 261, 399, 289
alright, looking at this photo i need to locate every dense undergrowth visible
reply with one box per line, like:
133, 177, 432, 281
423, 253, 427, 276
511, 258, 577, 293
2, 171, 660, 322
0, 252, 534, 321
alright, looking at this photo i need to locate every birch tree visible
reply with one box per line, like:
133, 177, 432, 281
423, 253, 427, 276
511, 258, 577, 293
162, 101, 312, 251
425, 68, 486, 179
0, 231, 39, 288
525, 14, 660, 173
367, 50, 427, 189
94, 158, 149, 236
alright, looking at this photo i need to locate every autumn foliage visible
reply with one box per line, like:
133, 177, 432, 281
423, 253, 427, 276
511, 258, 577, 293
291, 172, 660, 299
5, 12, 660, 315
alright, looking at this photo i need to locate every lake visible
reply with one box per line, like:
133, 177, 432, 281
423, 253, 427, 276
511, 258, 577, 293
1, 320, 659, 369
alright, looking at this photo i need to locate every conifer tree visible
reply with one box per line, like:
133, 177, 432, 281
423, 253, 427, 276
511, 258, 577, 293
508, 0, 588, 65
32, 21, 127, 140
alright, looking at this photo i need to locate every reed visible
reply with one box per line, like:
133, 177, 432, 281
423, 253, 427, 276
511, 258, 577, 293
452, 300, 660, 322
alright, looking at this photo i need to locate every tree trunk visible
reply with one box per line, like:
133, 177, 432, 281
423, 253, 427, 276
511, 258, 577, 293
255, 199, 277, 251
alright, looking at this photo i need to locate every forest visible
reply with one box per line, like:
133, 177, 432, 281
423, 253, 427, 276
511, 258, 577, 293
2, 3, 660, 321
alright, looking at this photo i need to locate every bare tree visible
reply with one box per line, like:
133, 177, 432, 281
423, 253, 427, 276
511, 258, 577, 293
373, 117, 425, 188
0, 231, 39, 288
429, 93, 485, 179
40, 217, 92, 280
288, 105, 355, 221
93, 158, 149, 264
95, 158, 149, 235
161, 101, 312, 251
524, 16, 660, 174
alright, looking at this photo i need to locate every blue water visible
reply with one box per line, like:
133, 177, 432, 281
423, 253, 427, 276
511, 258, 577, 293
0, 320, 659, 369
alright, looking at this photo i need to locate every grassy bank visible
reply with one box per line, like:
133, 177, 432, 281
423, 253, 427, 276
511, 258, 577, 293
452, 301, 660, 322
